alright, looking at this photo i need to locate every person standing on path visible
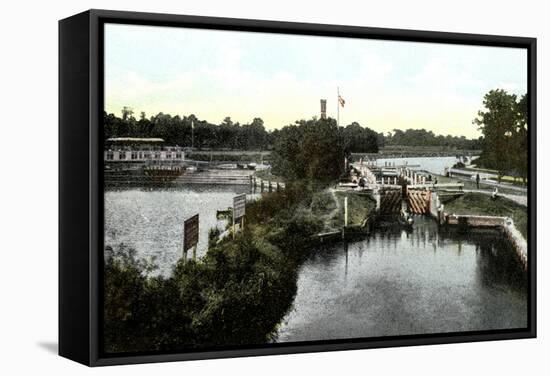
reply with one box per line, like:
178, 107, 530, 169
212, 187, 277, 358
476, 173, 480, 189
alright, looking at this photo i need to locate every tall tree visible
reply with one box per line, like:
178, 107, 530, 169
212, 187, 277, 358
272, 117, 348, 183
342, 122, 379, 153
474, 89, 527, 182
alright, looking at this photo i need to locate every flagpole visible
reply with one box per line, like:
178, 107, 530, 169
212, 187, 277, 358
191, 120, 194, 149
337, 86, 340, 126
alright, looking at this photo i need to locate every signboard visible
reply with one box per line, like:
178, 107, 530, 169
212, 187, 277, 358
183, 214, 199, 251
233, 194, 246, 220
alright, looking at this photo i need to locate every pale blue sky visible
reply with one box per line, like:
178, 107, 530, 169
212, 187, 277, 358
105, 23, 527, 138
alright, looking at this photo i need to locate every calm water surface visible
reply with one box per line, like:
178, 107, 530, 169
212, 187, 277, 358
104, 185, 253, 276
105, 184, 527, 340
276, 217, 527, 342
376, 156, 461, 175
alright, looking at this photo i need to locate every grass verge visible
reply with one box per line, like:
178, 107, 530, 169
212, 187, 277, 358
442, 192, 527, 238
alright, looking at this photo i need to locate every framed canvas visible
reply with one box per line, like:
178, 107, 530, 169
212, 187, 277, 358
59, 9, 536, 366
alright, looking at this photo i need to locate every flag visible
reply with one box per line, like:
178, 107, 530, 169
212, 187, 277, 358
338, 95, 346, 107
191, 120, 194, 129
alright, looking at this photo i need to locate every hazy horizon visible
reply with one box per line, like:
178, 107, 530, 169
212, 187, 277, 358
105, 23, 527, 138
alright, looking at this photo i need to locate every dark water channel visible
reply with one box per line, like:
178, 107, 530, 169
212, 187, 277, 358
276, 216, 527, 342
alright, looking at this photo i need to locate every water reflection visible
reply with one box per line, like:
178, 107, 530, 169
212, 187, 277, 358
276, 217, 527, 343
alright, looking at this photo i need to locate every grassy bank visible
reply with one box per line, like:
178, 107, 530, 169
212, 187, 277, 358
442, 193, 527, 238
103, 182, 323, 353
434, 173, 526, 196
308, 190, 376, 231
334, 192, 376, 227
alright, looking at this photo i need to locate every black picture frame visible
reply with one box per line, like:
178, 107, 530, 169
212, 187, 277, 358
59, 9, 537, 367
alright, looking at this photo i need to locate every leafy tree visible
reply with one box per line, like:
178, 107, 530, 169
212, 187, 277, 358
474, 89, 528, 182
121, 106, 134, 121
271, 117, 348, 183
513, 94, 528, 183
342, 122, 379, 153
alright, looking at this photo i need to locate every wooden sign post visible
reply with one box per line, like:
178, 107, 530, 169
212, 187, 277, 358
344, 196, 349, 227
183, 214, 199, 262
233, 194, 246, 239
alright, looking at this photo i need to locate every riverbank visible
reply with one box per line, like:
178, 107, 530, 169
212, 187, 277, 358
103, 182, 324, 353
442, 192, 527, 238
355, 145, 481, 159
103, 182, 528, 353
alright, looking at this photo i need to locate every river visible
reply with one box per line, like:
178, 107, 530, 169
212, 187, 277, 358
278, 217, 527, 342
376, 156, 465, 175
276, 216, 527, 342
104, 185, 254, 276
105, 174, 526, 341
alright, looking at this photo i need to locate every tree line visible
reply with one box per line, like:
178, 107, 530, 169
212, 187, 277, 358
105, 108, 480, 153
105, 109, 271, 150
104, 109, 381, 153
381, 128, 482, 150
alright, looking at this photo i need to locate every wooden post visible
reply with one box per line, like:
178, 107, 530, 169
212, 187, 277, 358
192, 245, 197, 261
344, 196, 349, 227
182, 231, 187, 263
268, 180, 272, 192
232, 214, 235, 240
241, 216, 245, 233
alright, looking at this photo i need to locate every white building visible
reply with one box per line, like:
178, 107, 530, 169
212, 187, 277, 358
104, 138, 185, 163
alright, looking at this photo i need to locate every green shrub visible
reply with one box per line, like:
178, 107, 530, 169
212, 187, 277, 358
104, 186, 323, 353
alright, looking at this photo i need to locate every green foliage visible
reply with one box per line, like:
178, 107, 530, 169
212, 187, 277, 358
208, 228, 221, 249
343, 122, 379, 153
271, 117, 349, 183
335, 192, 376, 226
104, 111, 272, 150
443, 193, 527, 238
310, 192, 336, 217
103, 188, 323, 353
474, 90, 528, 181
383, 128, 481, 149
